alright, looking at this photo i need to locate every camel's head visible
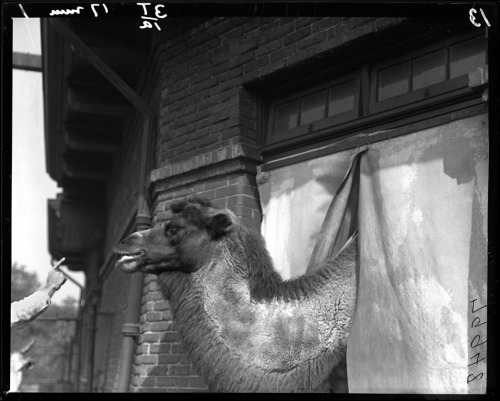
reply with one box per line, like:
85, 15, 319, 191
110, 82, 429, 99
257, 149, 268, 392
114, 197, 234, 274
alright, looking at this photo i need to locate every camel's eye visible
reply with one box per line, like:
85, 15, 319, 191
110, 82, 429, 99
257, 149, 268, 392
165, 225, 180, 237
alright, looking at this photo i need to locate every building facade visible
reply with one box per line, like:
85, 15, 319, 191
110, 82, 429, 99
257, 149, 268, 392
43, 15, 489, 393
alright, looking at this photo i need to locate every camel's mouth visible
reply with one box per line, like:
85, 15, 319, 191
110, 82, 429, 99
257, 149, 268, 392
114, 250, 145, 272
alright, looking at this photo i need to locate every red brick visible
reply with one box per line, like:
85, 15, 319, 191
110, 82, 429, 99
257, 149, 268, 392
145, 312, 163, 322
359, 21, 376, 36
169, 365, 191, 376
211, 198, 227, 208
244, 17, 269, 34
215, 184, 258, 199
196, 76, 219, 92
270, 44, 297, 63
131, 376, 156, 387
218, 66, 243, 82
136, 354, 159, 365
153, 300, 170, 312
149, 343, 172, 354
132, 364, 155, 376
229, 38, 258, 55
147, 321, 171, 331
230, 204, 254, 219
160, 332, 181, 342
236, 216, 261, 232
204, 177, 228, 190
294, 17, 322, 30
155, 377, 190, 388
144, 280, 160, 292
148, 364, 169, 376
255, 39, 282, 58
283, 26, 311, 47
227, 51, 255, 69
343, 26, 360, 43
228, 174, 257, 186
158, 354, 182, 364
298, 31, 326, 51
135, 344, 149, 354
195, 189, 215, 200
211, 79, 235, 96
243, 56, 270, 74
260, 59, 287, 77
349, 17, 377, 29
141, 333, 162, 343
227, 194, 260, 210
222, 24, 246, 42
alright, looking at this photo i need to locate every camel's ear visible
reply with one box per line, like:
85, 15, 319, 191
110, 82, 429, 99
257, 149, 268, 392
206, 213, 232, 239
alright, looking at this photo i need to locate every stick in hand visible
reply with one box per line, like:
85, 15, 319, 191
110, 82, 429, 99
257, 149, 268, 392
52, 257, 66, 270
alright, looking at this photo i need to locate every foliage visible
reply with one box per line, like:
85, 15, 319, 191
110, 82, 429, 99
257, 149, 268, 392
11, 262, 40, 302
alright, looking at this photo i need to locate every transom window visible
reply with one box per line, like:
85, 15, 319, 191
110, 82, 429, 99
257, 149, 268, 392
269, 76, 360, 144
370, 35, 487, 114
265, 33, 487, 148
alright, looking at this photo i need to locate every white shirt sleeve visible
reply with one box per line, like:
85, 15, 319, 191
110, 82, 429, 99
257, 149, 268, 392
11, 291, 51, 329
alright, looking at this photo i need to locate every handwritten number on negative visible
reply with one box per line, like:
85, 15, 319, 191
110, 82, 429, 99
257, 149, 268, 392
91, 4, 108, 18
470, 7, 491, 27
468, 372, 484, 383
471, 316, 486, 328
470, 298, 486, 313
471, 334, 487, 348
468, 352, 485, 367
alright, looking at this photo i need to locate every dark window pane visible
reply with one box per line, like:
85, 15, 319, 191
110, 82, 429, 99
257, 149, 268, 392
378, 61, 409, 101
412, 49, 447, 90
328, 80, 356, 117
274, 100, 299, 132
450, 37, 487, 78
301, 90, 326, 125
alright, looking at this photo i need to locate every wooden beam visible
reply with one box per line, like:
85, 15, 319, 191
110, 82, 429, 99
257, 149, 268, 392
67, 85, 131, 116
13, 52, 42, 72
49, 19, 152, 117
65, 129, 119, 154
62, 161, 110, 180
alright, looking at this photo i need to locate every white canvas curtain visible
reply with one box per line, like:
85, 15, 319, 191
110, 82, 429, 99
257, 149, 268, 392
258, 113, 488, 393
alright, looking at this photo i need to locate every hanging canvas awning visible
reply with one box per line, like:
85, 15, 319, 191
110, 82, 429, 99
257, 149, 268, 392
258, 113, 488, 393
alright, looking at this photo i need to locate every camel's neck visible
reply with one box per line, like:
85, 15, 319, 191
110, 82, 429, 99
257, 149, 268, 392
157, 227, 357, 392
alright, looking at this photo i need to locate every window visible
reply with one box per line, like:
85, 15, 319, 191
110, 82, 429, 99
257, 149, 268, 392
267, 76, 360, 145
264, 33, 487, 152
369, 35, 487, 114
450, 37, 487, 78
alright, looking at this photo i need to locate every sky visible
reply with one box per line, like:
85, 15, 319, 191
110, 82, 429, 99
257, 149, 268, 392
12, 18, 85, 304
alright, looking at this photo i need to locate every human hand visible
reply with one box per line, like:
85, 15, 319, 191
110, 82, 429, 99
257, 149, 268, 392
43, 258, 67, 297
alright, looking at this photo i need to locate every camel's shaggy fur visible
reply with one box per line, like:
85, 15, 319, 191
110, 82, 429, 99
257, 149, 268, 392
115, 197, 358, 392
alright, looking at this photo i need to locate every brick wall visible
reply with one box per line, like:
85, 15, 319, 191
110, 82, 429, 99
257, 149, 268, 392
126, 16, 404, 392
129, 171, 261, 392
130, 275, 208, 392
153, 16, 405, 168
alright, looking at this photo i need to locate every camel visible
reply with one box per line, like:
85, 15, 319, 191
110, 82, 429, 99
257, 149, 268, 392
115, 196, 358, 392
